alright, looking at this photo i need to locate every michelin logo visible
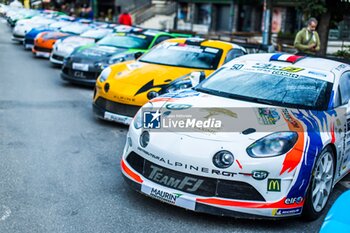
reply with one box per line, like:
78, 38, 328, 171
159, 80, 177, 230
273, 207, 302, 216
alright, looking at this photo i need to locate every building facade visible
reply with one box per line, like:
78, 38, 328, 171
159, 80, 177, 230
175, 0, 300, 35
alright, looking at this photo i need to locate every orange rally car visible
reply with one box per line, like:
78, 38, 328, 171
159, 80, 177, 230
32, 23, 91, 58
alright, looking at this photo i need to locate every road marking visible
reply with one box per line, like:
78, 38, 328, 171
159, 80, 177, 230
0, 205, 11, 221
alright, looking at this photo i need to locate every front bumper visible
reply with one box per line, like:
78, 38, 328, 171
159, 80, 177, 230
50, 53, 65, 65
121, 155, 303, 219
92, 97, 140, 125
32, 46, 52, 58
24, 38, 34, 50
61, 69, 97, 87
92, 101, 134, 125
12, 34, 24, 42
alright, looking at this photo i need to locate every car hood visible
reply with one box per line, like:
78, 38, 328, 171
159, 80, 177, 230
56, 36, 94, 51
146, 89, 308, 141
71, 45, 128, 62
41, 31, 69, 40
104, 61, 214, 105
25, 27, 52, 39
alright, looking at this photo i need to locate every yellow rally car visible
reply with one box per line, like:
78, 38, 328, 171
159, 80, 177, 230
92, 38, 246, 124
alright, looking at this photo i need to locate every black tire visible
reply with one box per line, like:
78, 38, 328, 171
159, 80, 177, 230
302, 146, 335, 221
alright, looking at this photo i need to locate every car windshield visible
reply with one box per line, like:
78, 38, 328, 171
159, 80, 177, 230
139, 42, 222, 69
61, 25, 89, 35
196, 68, 333, 110
81, 29, 110, 39
97, 34, 150, 49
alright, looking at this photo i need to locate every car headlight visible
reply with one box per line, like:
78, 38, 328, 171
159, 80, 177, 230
108, 55, 125, 65
246, 132, 298, 158
133, 109, 143, 129
98, 67, 111, 83
95, 61, 109, 70
164, 73, 193, 93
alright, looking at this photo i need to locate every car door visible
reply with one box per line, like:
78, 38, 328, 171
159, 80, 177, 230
336, 71, 350, 178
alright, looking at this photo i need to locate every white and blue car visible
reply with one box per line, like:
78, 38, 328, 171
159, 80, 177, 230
121, 53, 350, 220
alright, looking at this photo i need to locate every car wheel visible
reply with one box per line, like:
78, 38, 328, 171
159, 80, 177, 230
302, 146, 335, 221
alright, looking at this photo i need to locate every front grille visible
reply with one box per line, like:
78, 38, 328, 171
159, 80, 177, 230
52, 54, 64, 61
34, 46, 51, 53
63, 67, 99, 80
24, 38, 34, 44
13, 34, 23, 39
126, 152, 266, 201
95, 97, 139, 117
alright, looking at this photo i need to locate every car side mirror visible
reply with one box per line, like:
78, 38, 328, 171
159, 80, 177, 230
134, 52, 143, 60
189, 71, 205, 87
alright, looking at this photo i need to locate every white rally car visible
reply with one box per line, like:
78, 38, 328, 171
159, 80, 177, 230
121, 53, 350, 220
12, 16, 55, 42
49, 28, 112, 65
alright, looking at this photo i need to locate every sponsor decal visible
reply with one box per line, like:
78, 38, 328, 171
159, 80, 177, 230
169, 44, 203, 53
267, 179, 281, 192
74, 71, 86, 79
256, 108, 280, 125
147, 165, 204, 192
203, 108, 237, 119
204, 47, 219, 54
284, 197, 303, 205
272, 70, 299, 78
149, 188, 182, 205
165, 104, 192, 110
281, 66, 304, 73
231, 64, 244, 70
272, 207, 302, 216
166, 90, 200, 99
281, 109, 300, 128
143, 110, 222, 129
335, 64, 347, 71
143, 110, 161, 129
127, 62, 142, 70
137, 147, 237, 177
250, 63, 303, 77
308, 70, 327, 77
251, 170, 269, 180
72, 63, 89, 71
134, 79, 165, 96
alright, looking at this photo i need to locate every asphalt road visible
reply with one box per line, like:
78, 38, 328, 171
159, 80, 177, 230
0, 20, 349, 233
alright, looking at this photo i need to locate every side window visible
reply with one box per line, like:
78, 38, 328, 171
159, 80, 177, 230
153, 36, 172, 47
333, 86, 341, 107
339, 72, 350, 105
224, 48, 245, 64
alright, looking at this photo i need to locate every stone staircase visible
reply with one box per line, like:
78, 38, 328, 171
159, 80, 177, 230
131, 0, 176, 29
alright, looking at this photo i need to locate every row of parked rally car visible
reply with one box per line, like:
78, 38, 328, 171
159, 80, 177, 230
2, 5, 350, 228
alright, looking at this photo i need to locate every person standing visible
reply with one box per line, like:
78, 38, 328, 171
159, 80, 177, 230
118, 10, 132, 26
294, 17, 321, 55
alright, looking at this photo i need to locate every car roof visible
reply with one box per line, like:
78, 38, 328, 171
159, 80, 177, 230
232, 53, 347, 72
227, 53, 350, 83
161, 38, 245, 51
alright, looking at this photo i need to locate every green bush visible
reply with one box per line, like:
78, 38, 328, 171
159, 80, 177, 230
334, 46, 350, 58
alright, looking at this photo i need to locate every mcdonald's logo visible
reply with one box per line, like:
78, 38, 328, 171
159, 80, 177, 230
267, 179, 281, 192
